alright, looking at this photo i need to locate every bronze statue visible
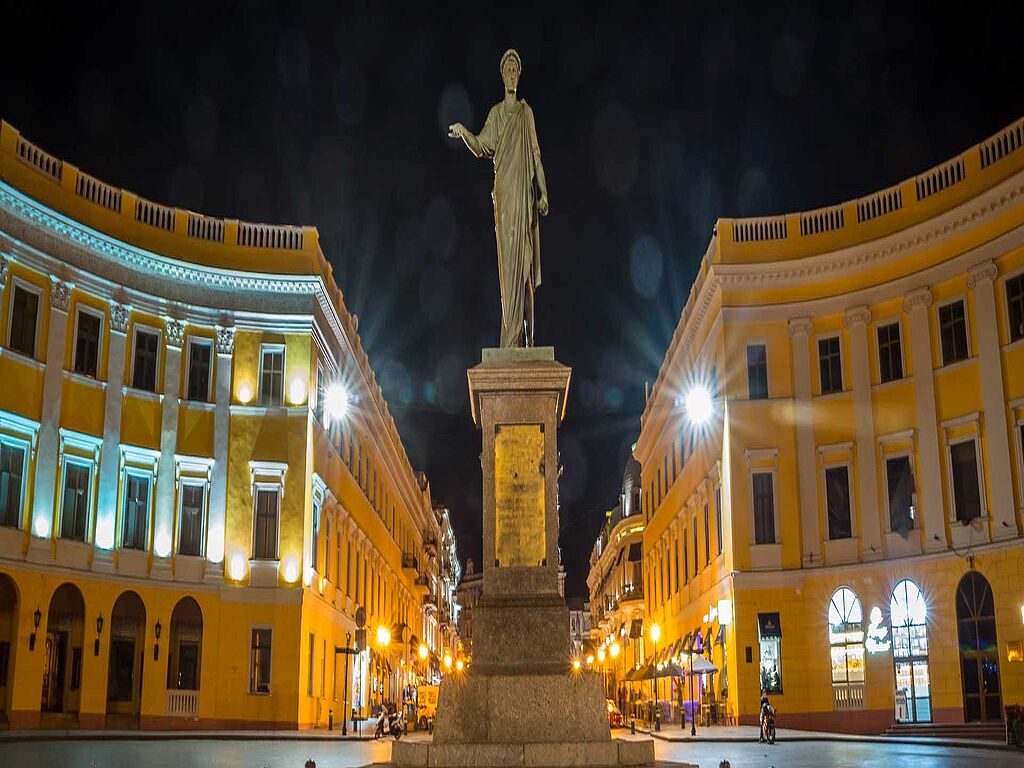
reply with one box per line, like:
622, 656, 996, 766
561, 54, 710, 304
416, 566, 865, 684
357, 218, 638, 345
449, 49, 549, 348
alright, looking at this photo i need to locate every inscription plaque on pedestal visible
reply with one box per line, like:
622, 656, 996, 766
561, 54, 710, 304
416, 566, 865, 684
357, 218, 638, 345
493, 423, 545, 568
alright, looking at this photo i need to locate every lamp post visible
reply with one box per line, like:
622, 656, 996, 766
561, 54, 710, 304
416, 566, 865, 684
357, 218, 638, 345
650, 623, 661, 730
334, 631, 358, 735
688, 642, 696, 736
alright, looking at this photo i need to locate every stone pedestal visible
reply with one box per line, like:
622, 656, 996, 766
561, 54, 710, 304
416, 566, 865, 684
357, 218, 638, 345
393, 348, 653, 768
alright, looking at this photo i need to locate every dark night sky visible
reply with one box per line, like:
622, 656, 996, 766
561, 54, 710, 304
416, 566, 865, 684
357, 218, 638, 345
3, 2, 1024, 597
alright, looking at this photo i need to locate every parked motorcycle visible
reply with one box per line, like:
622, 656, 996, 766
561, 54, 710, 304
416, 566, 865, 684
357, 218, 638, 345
387, 708, 405, 740
759, 704, 776, 745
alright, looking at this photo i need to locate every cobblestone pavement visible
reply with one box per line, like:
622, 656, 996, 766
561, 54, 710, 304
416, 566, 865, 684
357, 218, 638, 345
0, 734, 1021, 768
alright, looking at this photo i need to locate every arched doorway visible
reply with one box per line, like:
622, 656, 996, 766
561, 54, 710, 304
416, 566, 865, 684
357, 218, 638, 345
106, 591, 146, 728
890, 579, 931, 723
956, 572, 1002, 722
0, 573, 18, 723
166, 597, 202, 719
41, 583, 85, 724
828, 587, 865, 708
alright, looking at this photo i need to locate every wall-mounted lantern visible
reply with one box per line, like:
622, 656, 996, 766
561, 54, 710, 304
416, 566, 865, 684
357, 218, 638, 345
154, 619, 162, 661
29, 606, 41, 651
94, 613, 104, 656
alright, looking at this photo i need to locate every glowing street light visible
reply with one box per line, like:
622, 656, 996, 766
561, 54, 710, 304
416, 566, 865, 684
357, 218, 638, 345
572, 658, 581, 671
597, 647, 606, 663
376, 625, 391, 647
443, 653, 453, 671
586, 654, 595, 666
684, 384, 713, 425
650, 623, 661, 729
418, 643, 429, 660
609, 641, 621, 659
324, 382, 351, 426
455, 659, 464, 672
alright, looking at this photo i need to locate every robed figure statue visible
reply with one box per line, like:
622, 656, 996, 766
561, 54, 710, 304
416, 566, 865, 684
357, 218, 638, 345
449, 49, 549, 348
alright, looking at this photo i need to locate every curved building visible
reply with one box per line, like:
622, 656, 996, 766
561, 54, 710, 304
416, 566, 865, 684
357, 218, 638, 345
0, 121, 443, 729
637, 115, 1024, 734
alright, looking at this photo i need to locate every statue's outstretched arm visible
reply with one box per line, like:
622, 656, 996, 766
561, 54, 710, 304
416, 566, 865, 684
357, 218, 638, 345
448, 123, 486, 158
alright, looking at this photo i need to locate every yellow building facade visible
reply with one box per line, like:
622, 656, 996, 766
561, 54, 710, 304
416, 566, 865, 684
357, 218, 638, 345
0, 121, 446, 730
637, 115, 1024, 734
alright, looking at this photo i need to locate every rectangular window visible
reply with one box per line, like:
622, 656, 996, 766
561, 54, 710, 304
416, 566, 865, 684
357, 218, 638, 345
759, 636, 783, 694
8, 284, 40, 358
61, 462, 91, 541
672, 541, 679, 593
818, 336, 843, 394
132, 328, 160, 392
752, 472, 775, 545
715, 487, 723, 556
321, 638, 326, 697
346, 539, 352, 595
315, 365, 326, 423
950, 440, 981, 524
825, 466, 852, 540
121, 473, 150, 549
703, 502, 711, 565
178, 483, 205, 557
886, 456, 915, 533
939, 300, 969, 365
335, 526, 342, 585
746, 344, 768, 399
1008, 274, 1024, 342
250, 628, 272, 694
877, 322, 903, 383
186, 340, 212, 402
692, 522, 698, 576
253, 488, 280, 560
312, 499, 321, 572
307, 632, 315, 696
259, 346, 285, 406
73, 309, 101, 378
0, 443, 26, 528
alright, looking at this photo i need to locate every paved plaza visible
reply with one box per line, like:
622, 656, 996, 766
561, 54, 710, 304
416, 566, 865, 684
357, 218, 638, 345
0, 733, 1021, 768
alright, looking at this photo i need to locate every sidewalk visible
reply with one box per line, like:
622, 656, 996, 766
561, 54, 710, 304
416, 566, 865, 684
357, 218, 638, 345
628, 723, 1014, 751
0, 723, 384, 742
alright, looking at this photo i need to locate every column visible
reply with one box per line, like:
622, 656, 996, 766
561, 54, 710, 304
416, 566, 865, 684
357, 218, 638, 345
967, 261, 1016, 540
152, 318, 185, 573
93, 302, 130, 564
903, 288, 947, 551
787, 317, 821, 566
28, 278, 72, 549
844, 306, 882, 558
204, 326, 234, 581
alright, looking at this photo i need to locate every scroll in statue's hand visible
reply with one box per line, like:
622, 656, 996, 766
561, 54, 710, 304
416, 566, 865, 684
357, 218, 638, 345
448, 123, 464, 139
538, 195, 549, 217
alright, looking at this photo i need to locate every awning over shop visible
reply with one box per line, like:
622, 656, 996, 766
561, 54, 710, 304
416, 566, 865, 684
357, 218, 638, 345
757, 612, 782, 639
680, 631, 693, 654
627, 542, 642, 561
714, 625, 726, 646
629, 618, 643, 639
656, 662, 685, 678
687, 656, 718, 675
624, 666, 641, 682
703, 628, 714, 653
638, 664, 656, 680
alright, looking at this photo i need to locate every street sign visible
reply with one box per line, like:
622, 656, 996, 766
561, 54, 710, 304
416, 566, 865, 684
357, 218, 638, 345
355, 605, 366, 629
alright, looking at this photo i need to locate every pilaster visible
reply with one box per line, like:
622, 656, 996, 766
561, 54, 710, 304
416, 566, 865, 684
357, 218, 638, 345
967, 261, 1017, 539
903, 288, 947, 551
204, 326, 234, 583
152, 318, 184, 575
787, 317, 821, 565
843, 306, 883, 559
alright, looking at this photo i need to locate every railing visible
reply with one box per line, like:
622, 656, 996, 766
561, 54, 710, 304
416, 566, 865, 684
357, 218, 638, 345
732, 215, 787, 242
238, 222, 304, 250
620, 585, 644, 603
833, 682, 865, 710
75, 171, 122, 213
799, 204, 845, 236
980, 116, 1024, 168
915, 156, 965, 200
136, 197, 175, 232
856, 183, 903, 223
15, 135, 62, 181
187, 212, 225, 243
166, 688, 199, 717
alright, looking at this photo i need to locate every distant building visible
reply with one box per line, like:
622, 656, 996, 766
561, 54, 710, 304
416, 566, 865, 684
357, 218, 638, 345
566, 598, 591, 660
455, 558, 484, 659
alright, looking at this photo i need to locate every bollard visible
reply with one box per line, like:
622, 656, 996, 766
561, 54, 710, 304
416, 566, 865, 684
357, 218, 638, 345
630, 715, 636, 735
329, 709, 333, 731
719, 761, 731, 768
655, 709, 661, 732
305, 760, 317, 768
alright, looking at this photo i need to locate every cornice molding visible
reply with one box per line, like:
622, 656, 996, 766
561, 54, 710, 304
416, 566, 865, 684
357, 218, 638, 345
49, 276, 72, 313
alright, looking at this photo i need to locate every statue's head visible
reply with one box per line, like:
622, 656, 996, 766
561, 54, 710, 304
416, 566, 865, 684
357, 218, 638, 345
500, 49, 521, 93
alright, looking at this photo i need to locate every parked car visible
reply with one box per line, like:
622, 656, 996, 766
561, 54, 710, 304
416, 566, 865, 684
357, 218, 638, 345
606, 699, 624, 728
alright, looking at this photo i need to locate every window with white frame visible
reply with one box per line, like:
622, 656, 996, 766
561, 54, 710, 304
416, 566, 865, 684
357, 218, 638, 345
828, 587, 865, 685
178, 481, 206, 557
7, 281, 41, 358
1007, 273, 1024, 343
939, 300, 969, 365
692, 517, 698, 576
949, 439, 982, 524
250, 627, 272, 694
703, 501, 710, 565
185, 339, 213, 402
0, 440, 26, 528
121, 471, 152, 550
825, 465, 853, 540
752, 472, 776, 545
259, 345, 285, 406
131, 327, 161, 392
818, 336, 843, 394
60, 460, 92, 541
746, 344, 769, 399
714, 486, 723, 556
73, 306, 103, 379
876, 322, 903, 383
253, 487, 280, 560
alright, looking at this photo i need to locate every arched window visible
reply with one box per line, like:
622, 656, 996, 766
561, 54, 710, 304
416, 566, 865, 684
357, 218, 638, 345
890, 578, 931, 722
828, 587, 864, 685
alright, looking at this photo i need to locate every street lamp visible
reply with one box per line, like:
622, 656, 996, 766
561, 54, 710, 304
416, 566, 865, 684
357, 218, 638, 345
683, 384, 713, 425
650, 623, 661, 730
324, 382, 352, 427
